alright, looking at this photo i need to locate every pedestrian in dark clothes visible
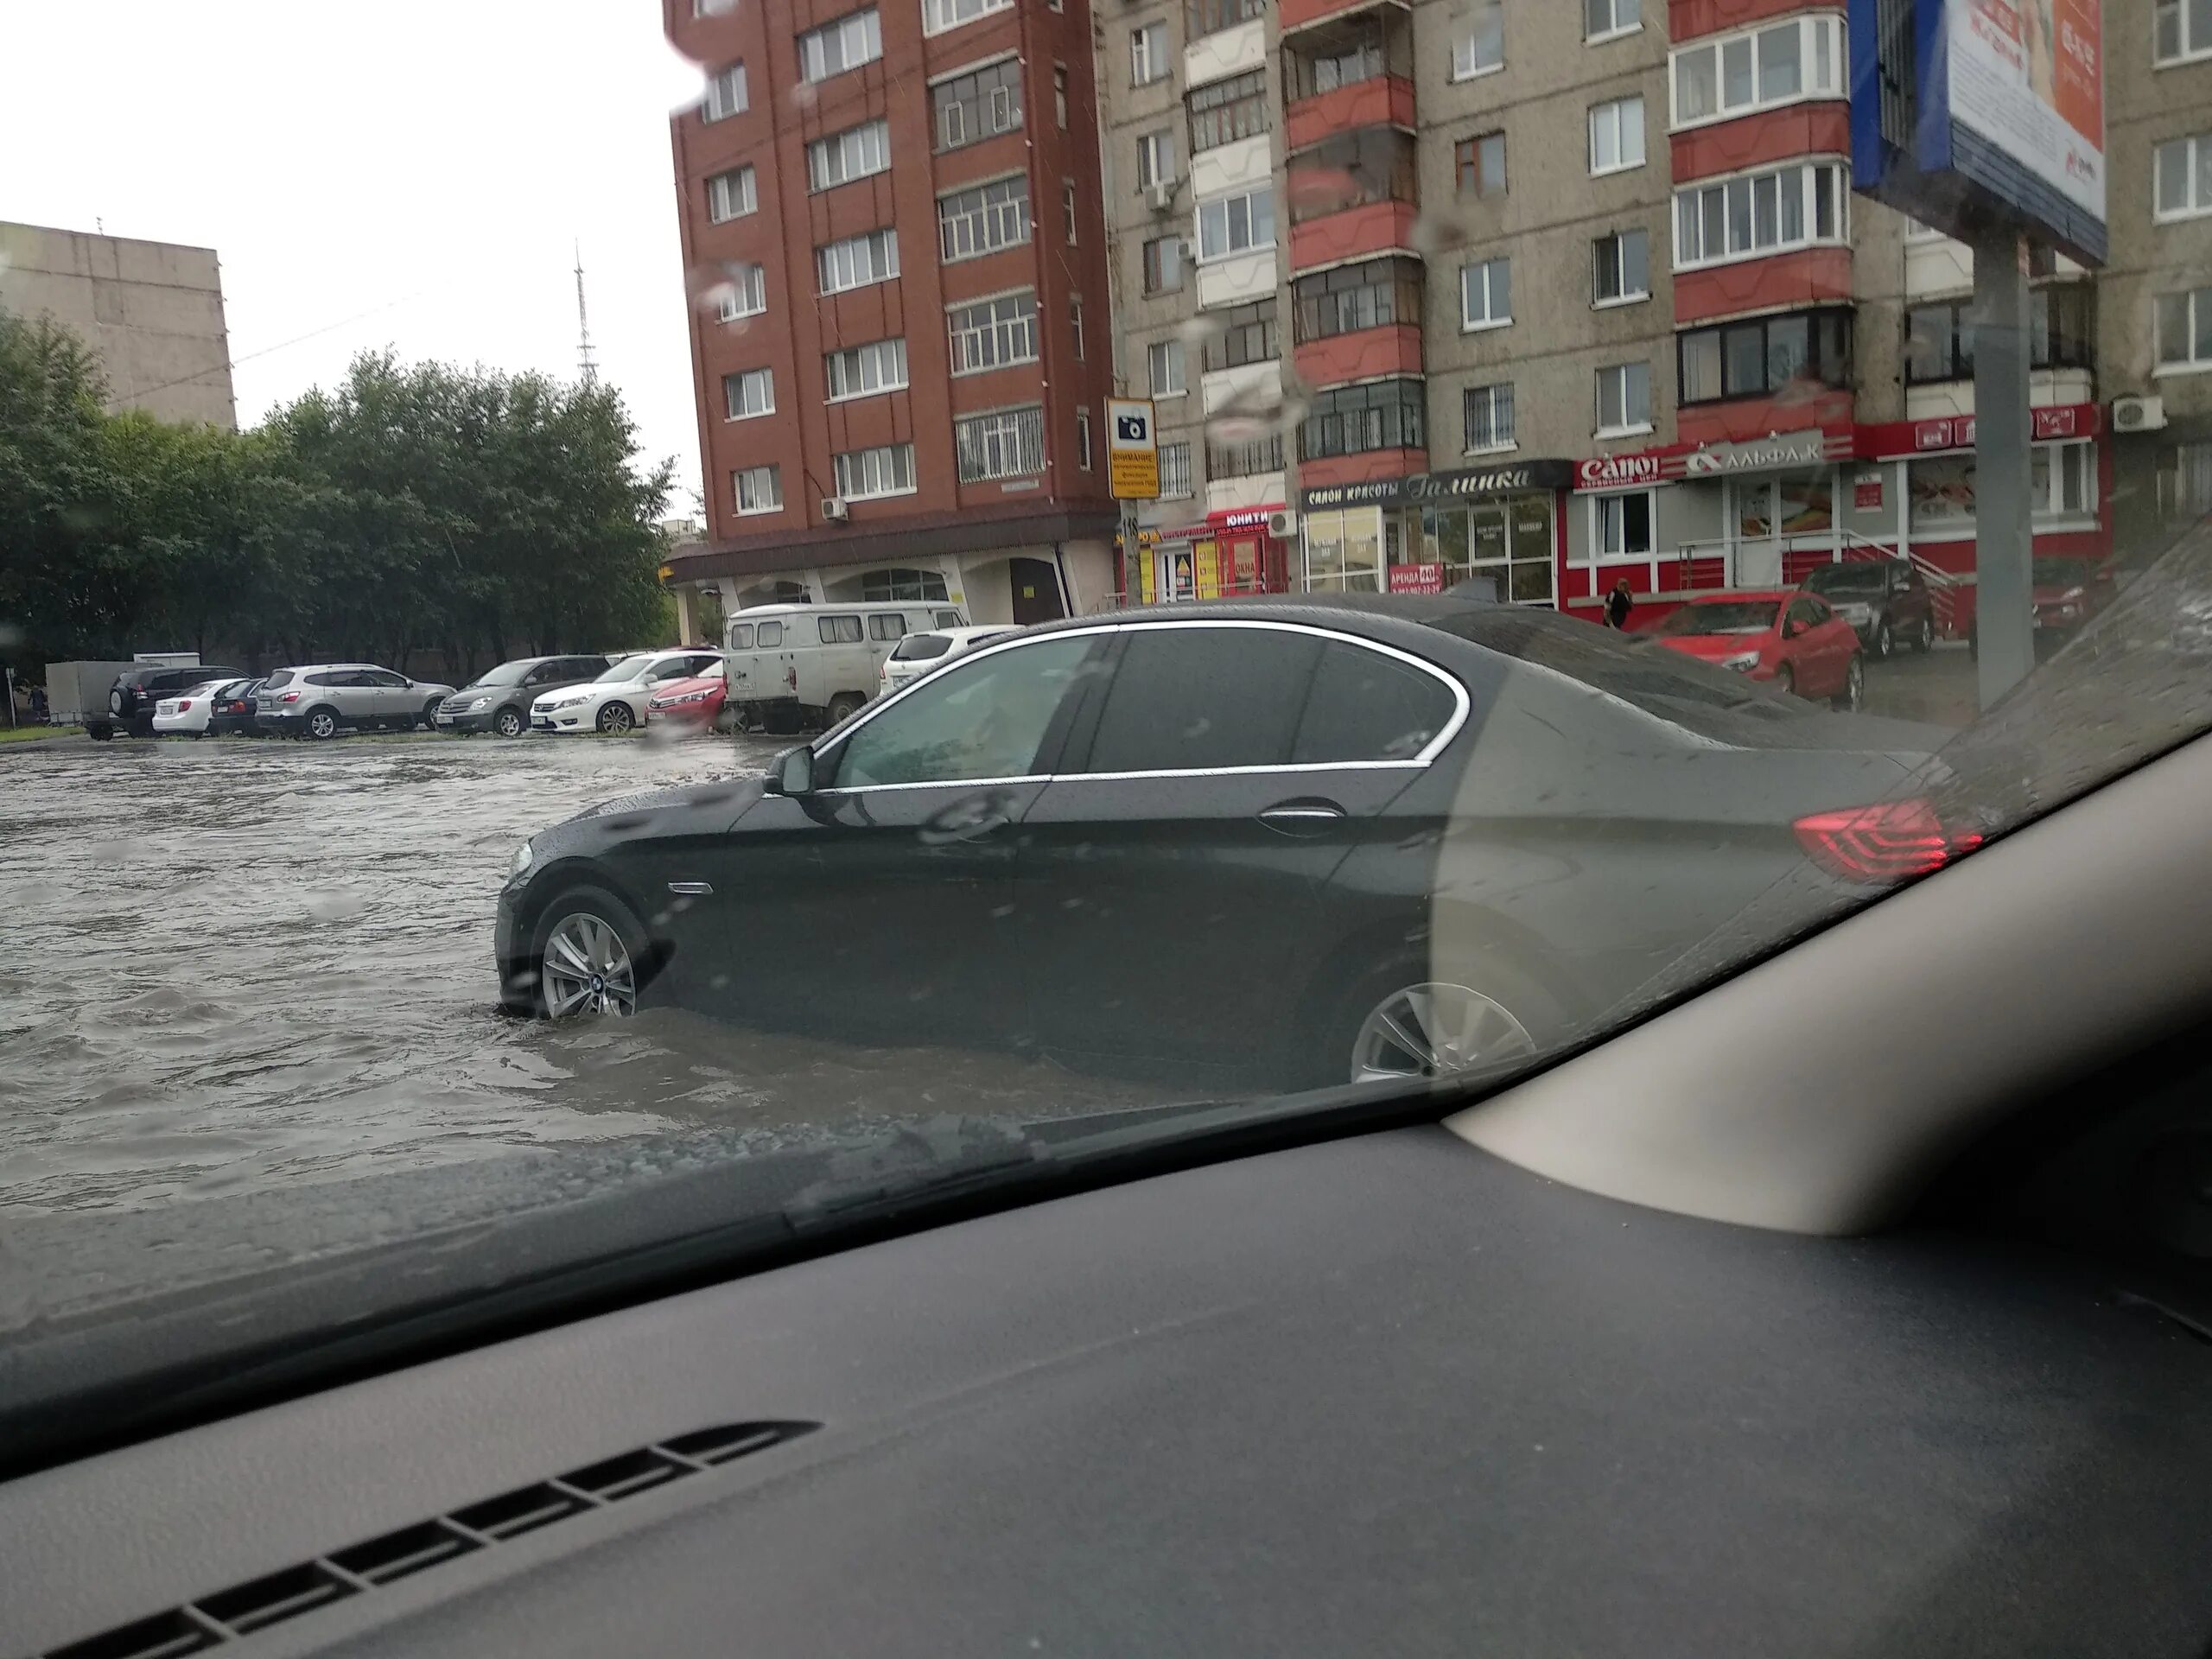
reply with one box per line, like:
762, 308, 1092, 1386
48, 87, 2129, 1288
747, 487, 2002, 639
1603, 577, 1633, 630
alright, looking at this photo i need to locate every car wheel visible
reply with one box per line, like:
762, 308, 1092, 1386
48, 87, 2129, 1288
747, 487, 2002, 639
1872, 617, 1893, 659
306, 706, 340, 741
533, 888, 648, 1020
1913, 614, 1936, 652
825, 691, 866, 727
1832, 653, 1866, 713
87, 722, 114, 741
596, 701, 635, 735
1775, 663, 1796, 698
1298, 952, 1558, 1093
494, 706, 524, 738
420, 699, 442, 730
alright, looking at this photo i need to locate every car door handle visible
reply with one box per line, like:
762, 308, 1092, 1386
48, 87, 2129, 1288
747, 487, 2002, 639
1258, 801, 1346, 837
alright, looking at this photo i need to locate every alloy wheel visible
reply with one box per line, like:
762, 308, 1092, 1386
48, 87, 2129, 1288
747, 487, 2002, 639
540, 912, 638, 1018
496, 707, 524, 738
308, 709, 337, 740
1350, 982, 1535, 1084
1873, 620, 1892, 658
1842, 656, 1865, 712
598, 702, 634, 735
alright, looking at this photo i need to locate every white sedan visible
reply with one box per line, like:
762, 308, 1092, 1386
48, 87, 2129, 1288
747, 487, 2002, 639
530, 648, 723, 735
151, 678, 245, 737
879, 626, 1018, 693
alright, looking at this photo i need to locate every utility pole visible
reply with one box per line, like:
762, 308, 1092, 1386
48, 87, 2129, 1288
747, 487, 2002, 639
1971, 229, 2034, 709
574, 241, 598, 389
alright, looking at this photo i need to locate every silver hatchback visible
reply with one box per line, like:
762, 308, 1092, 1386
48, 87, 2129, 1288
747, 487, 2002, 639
256, 664, 459, 739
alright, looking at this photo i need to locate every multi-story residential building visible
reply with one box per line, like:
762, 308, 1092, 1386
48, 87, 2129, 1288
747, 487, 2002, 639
658, 0, 1119, 634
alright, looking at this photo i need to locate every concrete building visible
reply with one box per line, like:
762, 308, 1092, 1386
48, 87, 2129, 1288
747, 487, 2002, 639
658, 0, 1120, 632
0, 222, 237, 429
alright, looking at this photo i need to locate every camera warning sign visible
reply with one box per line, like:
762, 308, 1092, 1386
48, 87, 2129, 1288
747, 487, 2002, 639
1107, 398, 1159, 499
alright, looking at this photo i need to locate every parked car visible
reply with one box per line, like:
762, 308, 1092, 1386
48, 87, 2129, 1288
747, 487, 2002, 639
725, 602, 967, 733
1967, 556, 2120, 660
254, 664, 458, 739
497, 601, 1946, 1088
150, 677, 251, 737
644, 659, 729, 731
436, 656, 614, 737
207, 677, 267, 736
93, 663, 244, 740
1802, 557, 1936, 657
531, 649, 723, 735
880, 625, 1019, 693
1645, 589, 1865, 710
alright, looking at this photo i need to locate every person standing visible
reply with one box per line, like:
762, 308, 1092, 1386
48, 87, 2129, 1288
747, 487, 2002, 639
1602, 577, 1634, 631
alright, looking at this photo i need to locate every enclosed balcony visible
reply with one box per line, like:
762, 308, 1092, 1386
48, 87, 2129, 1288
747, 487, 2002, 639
1285, 126, 1419, 272
1282, 10, 1414, 153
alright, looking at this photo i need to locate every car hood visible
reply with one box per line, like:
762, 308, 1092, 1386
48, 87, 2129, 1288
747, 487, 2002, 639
523, 779, 768, 870
648, 677, 723, 701
535, 683, 635, 707
1651, 634, 1767, 660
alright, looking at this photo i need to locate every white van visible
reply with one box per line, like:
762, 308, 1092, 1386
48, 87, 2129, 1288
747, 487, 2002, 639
725, 601, 966, 733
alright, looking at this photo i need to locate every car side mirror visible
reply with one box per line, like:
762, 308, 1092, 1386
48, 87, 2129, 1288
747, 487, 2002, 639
1782, 617, 1804, 639
768, 745, 817, 797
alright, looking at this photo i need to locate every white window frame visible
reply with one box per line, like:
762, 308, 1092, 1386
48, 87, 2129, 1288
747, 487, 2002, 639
702, 63, 748, 122
833, 443, 918, 499
1669, 13, 1846, 131
817, 228, 900, 296
922, 0, 1014, 35
1196, 185, 1275, 262
1137, 129, 1177, 190
2157, 0, 2212, 66
954, 405, 1046, 482
1672, 159, 1850, 270
1451, 0, 1503, 80
715, 262, 766, 321
825, 338, 910, 402
2156, 286, 2212, 375
1462, 382, 1516, 454
1077, 410, 1095, 472
1459, 256, 1511, 332
1592, 227, 1649, 307
1589, 489, 1656, 561
938, 173, 1032, 262
724, 367, 775, 421
799, 9, 883, 83
1159, 440, 1193, 498
734, 465, 782, 516
808, 119, 892, 192
2156, 133, 2212, 223
1148, 337, 1187, 399
1594, 361, 1652, 438
1586, 0, 1641, 44
1589, 96, 1646, 176
947, 289, 1039, 374
707, 166, 756, 223
930, 54, 1024, 152
1131, 21, 1168, 85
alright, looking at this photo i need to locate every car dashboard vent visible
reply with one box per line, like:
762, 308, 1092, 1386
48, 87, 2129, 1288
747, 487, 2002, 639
38, 1421, 818, 1659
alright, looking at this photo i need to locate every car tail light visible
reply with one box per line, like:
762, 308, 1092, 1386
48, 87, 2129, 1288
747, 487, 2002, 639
1793, 798, 1982, 883
176, 699, 194, 711
282, 690, 301, 702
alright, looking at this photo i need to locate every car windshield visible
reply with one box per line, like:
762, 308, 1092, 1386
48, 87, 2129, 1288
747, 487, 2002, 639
7, 0, 2211, 1469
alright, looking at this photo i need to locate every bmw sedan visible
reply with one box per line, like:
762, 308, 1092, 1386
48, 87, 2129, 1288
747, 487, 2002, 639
497, 601, 1953, 1090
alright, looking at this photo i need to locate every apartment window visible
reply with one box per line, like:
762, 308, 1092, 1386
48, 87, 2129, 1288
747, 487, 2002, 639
798, 10, 882, 81
1198, 186, 1275, 259
2157, 134, 2212, 220
956, 406, 1046, 481
1201, 298, 1278, 372
1137, 129, 1177, 189
1186, 0, 1265, 39
932, 57, 1024, 151
1459, 256, 1510, 329
707, 167, 756, 223
947, 290, 1038, 372
1455, 131, 1507, 199
817, 228, 899, 294
1300, 378, 1425, 460
1586, 0, 1639, 41
1595, 362, 1651, 435
1148, 338, 1188, 397
1672, 15, 1845, 128
1054, 65, 1068, 127
1904, 290, 2087, 384
1673, 161, 1849, 268
1076, 409, 1094, 470
923, 0, 1013, 35
715, 262, 766, 320
1189, 70, 1270, 153
808, 119, 891, 191
1463, 383, 1516, 453
1292, 256, 1422, 342
938, 175, 1031, 261
2159, 441, 2212, 519
723, 367, 774, 420
701, 63, 747, 122
825, 338, 909, 401
1064, 179, 1078, 245
1143, 234, 1185, 294
832, 443, 917, 499
2157, 0, 2212, 64
1070, 295, 1084, 359
1286, 19, 1387, 99
1589, 96, 1646, 175
1681, 309, 1852, 404
2156, 286, 2212, 371
1209, 432, 1286, 477
1132, 22, 1169, 84
1452, 0, 1504, 79
1158, 441, 1193, 498
1592, 228, 1649, 305
734, 465, 781, 515
1592, 491, 1655, 559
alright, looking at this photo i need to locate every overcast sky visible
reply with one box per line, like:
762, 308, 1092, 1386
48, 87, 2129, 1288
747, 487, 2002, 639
3, 1, 712, 512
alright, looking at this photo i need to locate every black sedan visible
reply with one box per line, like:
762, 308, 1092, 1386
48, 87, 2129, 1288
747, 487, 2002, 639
496, 601, 1953, 1090
206, 677, 266, 735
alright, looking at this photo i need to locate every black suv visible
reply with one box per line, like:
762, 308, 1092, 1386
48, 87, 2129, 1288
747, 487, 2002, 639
90, 664, 245, 740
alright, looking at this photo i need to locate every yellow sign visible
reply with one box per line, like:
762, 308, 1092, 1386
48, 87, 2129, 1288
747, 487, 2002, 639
1107, 397, 1160, 500
1195, 540, 1221, 600
1110, 450, 1160, 499
657, 563, 675, 584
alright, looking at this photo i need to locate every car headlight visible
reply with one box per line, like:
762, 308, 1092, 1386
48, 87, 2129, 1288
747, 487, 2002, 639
509, 841, 534, 879
464, 696, 492, 712
548, 694, 587, 711
1719, 651, 1761, 671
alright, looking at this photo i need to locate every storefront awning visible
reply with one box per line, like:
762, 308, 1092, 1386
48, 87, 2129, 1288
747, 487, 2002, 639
661, 503, 1122, 584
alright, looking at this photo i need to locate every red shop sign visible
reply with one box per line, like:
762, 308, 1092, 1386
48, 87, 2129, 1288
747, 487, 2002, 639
1574, 452, 1664, 490
1388, 563, 1446, 595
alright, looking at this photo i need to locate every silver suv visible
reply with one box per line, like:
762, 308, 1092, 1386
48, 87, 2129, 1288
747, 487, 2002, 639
256, 664, 458, 740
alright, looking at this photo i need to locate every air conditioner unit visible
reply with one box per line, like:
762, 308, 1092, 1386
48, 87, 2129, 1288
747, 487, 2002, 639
1267, 510, 1300, 539
2113, 394, 2167, 433
820, 496, 851, 522
1146, 181, 1176, 213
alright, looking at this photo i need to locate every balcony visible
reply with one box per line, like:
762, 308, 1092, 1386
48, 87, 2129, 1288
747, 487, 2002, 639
1185, 16, 1266, 88
1207, 471, 1287, 514
1905, 368, 2096, 422
1675, 246, 1852, 326
1287, 75, 1414, 153
1197, 247, 1279, 310
1191, 133, 1272, 204
1289, 200, 1418, 272
1281, 0, 1408, 38
1202, 358, 1282, 419
1293, 323, 1421, 388
1295, 448, 1425, 491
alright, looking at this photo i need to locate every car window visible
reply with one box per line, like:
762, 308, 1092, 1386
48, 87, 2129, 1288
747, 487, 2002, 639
831, 636, 1095, 789
819, 614, 864, 645
687, 653, 722, 676
892, 634, 952, 663
1292, 645, 1458, 765
364, 669, 408, 687
868, 614, 905, 641
728, 624, 754, 650
757, 620, 782, 647
1785, 599, 1821, 631
1080, 626, 1323, 774
934, 609, 964, 628
1804, 596, 1834, 624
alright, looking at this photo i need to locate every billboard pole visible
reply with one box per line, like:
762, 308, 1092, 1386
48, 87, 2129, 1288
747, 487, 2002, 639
1971, 227, 2035, 710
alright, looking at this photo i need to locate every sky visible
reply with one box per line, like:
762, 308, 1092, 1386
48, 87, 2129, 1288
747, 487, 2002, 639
3, 0, 714, 513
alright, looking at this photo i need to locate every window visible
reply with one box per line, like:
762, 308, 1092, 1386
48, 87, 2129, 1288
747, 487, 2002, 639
1589, 96, 1645, 175
1455, 131, 1507, 199
1300, 378, 1425, 460
1907, 441, 2099, 532
1143, 234, 1185, 294
1054, 65, 1068, 127
1286, 20, 1387, 99
933, 56, 1024, 150
1681, 309, 1852, 403
862, 567, 950, 601
2159, 442, 2212, 519
1209, 431, 1285, 477
723, 367, 774, 420
808, 119, 891, 191
1586, 0, 1640, 41
2157, 0, 2212, 64
1905, 289, 2087, 384
1459, 256, 1510, 329
799, 10, 882, 81
707, 167, 756, 222
1595, 362, 1651, 435
938, 175, 1031, 260
1290, 128, 1416, 223
715, 262, 766, 321
1077, 409, 1094, 471
868, 614, 906, 641
2157, 134, 2212, 220
1202, 299, 1278, 372
1452, 0, 1503, 78
817, 228, 899, 294
1186, 0, 1265, 39
833, 443, 918, 499
825, 338, 909, 401
1189, 70, 1270, 153
1593, 491, 1655, 559
1084, 627, 1321, 772
734, 466, 781, 515
948, 290, 1038, 372
834, 636, 1090, 787
1198, 186, 1274, 259
1137, 129, 1177, 189
1671, 15, 1845, 126
1063, 179, 1078, 245
1071, 295, 1084, 358
1463, 383, 1515, 453
2157, 286, 2212, 371
757, 620, 784, 646
1294, 644, 1457, 764
1132, 22, 1168, 83
702, 63, 747, 121
922, 0, 1013, 35
1673, 161, 1849, 268
1160, 440, 1193, 498
818, 615, 866, 645
1293, 257, 1423, 342
1148, 338, 1187, 397
957, 407, 1046, 480
1592, 228, 1649, 305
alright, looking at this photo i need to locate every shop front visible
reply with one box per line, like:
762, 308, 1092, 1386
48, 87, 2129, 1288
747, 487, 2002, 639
1298, 461, 1573, 602
1118, 505, 1293, 604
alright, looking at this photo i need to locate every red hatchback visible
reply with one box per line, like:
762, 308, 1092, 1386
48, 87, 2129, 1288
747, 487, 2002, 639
1644, 589, 1865, 710
643, 661, 728, 732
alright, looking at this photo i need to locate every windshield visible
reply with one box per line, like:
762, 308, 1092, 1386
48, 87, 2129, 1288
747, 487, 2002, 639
8, 0, 2212, 1473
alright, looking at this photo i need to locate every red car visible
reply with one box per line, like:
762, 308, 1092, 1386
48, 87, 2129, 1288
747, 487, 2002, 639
643, 660, 728, 731
1643, 589, 1865, 710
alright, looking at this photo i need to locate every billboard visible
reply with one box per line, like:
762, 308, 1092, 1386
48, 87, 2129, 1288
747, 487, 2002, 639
1850, 0, 2106, 265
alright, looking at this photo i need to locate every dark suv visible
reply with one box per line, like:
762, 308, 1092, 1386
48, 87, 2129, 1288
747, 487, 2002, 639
1802, 559, 1936, 658
89, 664, 245, 740
435, 656, 613, 737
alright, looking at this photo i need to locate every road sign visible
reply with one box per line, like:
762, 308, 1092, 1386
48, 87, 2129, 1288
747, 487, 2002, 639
1107, 397, 1159, 500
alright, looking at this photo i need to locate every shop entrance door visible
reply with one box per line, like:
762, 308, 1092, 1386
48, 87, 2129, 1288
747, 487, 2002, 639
1009, 556, 1065, 626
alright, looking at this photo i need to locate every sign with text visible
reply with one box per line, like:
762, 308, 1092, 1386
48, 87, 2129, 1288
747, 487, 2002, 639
1387, 563, 1446, 595
1107, 398, 1159, 499
1300, 460, 1572, 512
